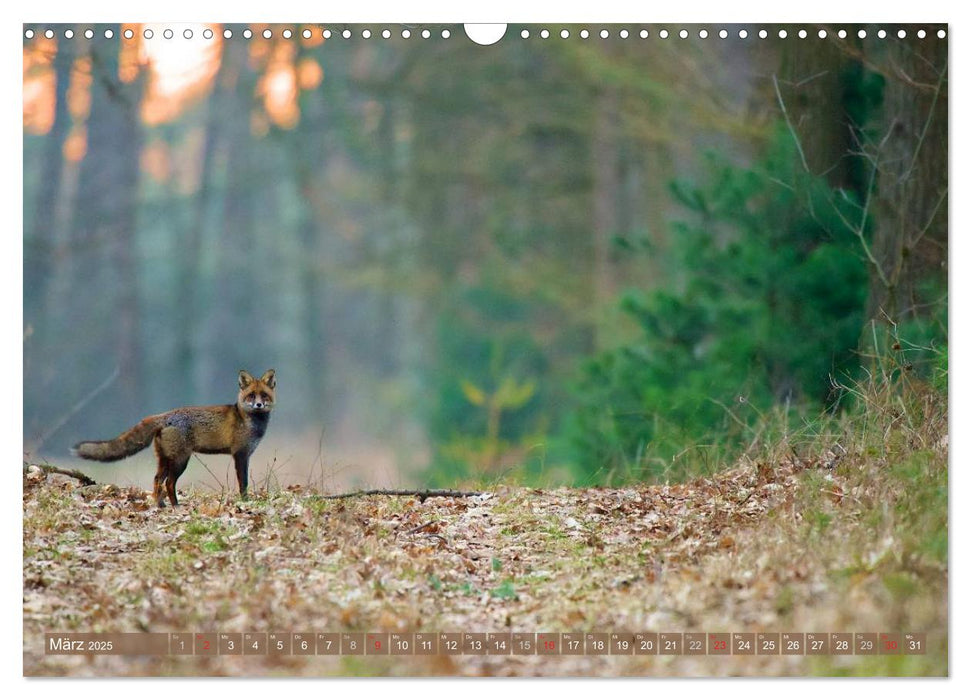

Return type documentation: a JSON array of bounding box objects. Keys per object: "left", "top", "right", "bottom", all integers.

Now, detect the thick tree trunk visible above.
[
  {"left": 26, "top": 37, "right": 73, "bottom": 328},
  {"left": 206, "top": 37, "right": 259, "bottom": 400},
  {"left": 774, "top": 35, "right": 857, "bottom": 191},
  {"left": 592, "top": 86, "right": 620, "bottom": 349},
  {"left": 175, "top": 38, "right": 228, "bottom": 404},
  {"left": 289, "top": 41, "right": 329, "bottom": 422},
  {"left": 868, "top": 34, "right": 948, "bottom": 322},
  {"left": 66, "top": 26, "right": 146, "bottom": 431},
  {"left": 25, "top": 37, "right": 74, "bottom": 440}
]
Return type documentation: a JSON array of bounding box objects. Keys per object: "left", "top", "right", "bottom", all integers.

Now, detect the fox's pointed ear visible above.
[
  {"left": 261, "top": 369, "right": 276, "bottom": 388},
  {"left": 238, "top": 370, "right": 254, "bottom": 389}
]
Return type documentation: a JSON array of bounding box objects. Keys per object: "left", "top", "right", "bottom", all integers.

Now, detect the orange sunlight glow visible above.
[
  {"left": 138, "top": 23, "right": 222, "bottom": 125},
  {"left": 23, "top": 36, "right": 56, "bottom": 134},
  {"left": 25, "top": 24, "right": 325, "bottom": 142},
  {"left": 63, "top": 126, "right": 87, "bottom": 163},
  {"left": 67, "top": 57, "right": 92, "bottom": 121},
  {"left": 258, "top": 40, "right": 300, "bottom": 130},
  {"left": 298, "top": 58, "right": 323, "bottom": 91},
  {"left": 24, "top": 25, "right": 223, "bottom": 133}
]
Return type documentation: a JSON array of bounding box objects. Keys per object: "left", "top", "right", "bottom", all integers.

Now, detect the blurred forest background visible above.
[{"left": 22, "top": 24, "right": 947, "bottom": 491}]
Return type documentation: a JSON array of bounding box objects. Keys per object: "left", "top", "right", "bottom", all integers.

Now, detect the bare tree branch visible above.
[
  {"left": 31, "top": 366, "right": 120, "bottom": 451},
  {"left": 24, "top": 462, "right": 96, "bottom": 486},
  {"left": 772, "top": 74, "right": 812, "bottom": 174}
]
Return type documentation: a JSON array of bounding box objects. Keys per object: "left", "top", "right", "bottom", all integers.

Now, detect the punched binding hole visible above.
[{"left": 465, "top": 24, "right": 506, "bottom": 45}]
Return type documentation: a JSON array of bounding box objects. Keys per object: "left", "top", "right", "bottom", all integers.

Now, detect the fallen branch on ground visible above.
[
  {"left": 24, "top": 463, "right": 97, "bottom": 486},
  {"left": 318, "top": 488, "right": 485, "bottom": 503}
]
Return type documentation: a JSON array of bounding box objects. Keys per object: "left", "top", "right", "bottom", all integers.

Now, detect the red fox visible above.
[{"left": 72, "top": 369, "right": 275, "bottom": 507}]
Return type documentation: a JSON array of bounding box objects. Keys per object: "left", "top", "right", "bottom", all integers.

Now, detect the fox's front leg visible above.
[{"left": 233, "top": 450, "right": 250, "bottom": 498}]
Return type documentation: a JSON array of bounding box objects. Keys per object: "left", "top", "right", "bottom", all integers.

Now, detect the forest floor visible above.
[{"left": 23, "top": 429, "right": 948, "bottom": 677}]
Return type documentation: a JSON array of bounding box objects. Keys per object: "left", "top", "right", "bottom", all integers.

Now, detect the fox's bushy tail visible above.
[{"left": 72, "top": 415, "right": 165, "bottom": 462}]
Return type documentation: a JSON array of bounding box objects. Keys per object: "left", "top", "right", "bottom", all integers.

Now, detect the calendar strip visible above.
[{"left": 44, "top": 632, "right": 926, "bottom": 656}]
